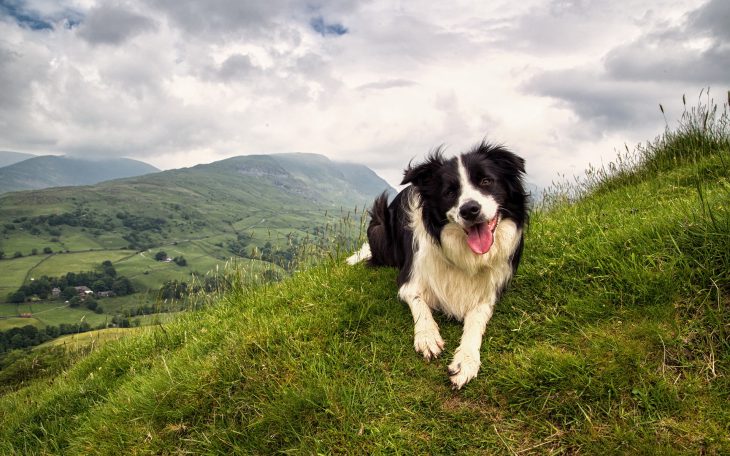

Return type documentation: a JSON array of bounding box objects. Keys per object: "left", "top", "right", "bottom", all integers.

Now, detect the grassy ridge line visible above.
[{"left": 0, "top": 145, "right": 728, "bottom": 453}]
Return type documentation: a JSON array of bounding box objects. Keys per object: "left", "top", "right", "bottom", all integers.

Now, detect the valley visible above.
[{"left": 0, "top": 153, "right": 390, "bottom": 340}]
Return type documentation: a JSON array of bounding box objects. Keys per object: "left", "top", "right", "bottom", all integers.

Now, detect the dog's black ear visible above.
[
  {"left": 401, "top": 150, "right": 444, "bottom": 187},
  {"left": 478, "top": 143, "right": 525, "bottom": 175}
]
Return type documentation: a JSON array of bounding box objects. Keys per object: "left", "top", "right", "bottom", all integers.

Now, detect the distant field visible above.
[
  {"left": 0, "top": 231, "right": 58, "bottom": 257},
  {"left": 0, "top": 317, "right": 43, "bottom": 331},
  {"left": 0, "top": 301, "right": 110, "bottom": 328},
  {"left": 28, "top": 250, "right": 136, "bottom": 279},
  {"left": 0, "top": 255, "right": 47, "bottom": 298}
]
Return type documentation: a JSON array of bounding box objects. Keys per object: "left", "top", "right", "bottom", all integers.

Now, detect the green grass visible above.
[
  {"left": 0, "top": 97, "right": 728, "bottom": 454},
  {"left": 0, "top": 255, "right": 45, "bottom": 298},
  {"left": 37, "top": 327, "right": 143, "bottom": 351},
  {"left": 0, "top": 301, "right": 110, "bottom": 328},
  {"left": 27, "top": 250, "right": 136, "bottom": 279}
]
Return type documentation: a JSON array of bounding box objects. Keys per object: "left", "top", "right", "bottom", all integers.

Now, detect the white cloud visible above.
[{"left": 0, "top": 0, "right": 726, "bottom": 192}]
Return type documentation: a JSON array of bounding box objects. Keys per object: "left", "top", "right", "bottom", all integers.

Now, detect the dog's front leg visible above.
[
  {"left": 398, "top": 282, "right": 444, "bottom": 360},
  {"left": 448, "top": 302, "right": 495, "bottom": 389}
]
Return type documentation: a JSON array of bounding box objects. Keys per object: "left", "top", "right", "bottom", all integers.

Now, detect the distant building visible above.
[
  {"left": 97, "top": 291, "right": 115, "bottom": 298},
  {"left": 19, "top": 313, "right": 32, "bottom": 318},
  {"left": 52, "top": 287, "right": 61, "bottom": 298},
  {"left": 74, "top": 286, "right": 94, "bottom": 297}
]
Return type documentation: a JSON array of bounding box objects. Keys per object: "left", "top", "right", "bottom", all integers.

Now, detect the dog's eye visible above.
[
  {"left": 445, "top": 186, "right": 458, "bottom": 197},
  {"left": 480, "top": 177, "right": 492, "bottom": 187}
]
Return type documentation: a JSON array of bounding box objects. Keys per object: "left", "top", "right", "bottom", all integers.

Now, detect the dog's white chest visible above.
[{"left": 412, "top": 219, "right": 521, "bottom": 320}]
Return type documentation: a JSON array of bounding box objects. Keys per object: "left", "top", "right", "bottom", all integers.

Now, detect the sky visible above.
[{"left": 0, "top": 0, "right": 728, "bottom": 190}]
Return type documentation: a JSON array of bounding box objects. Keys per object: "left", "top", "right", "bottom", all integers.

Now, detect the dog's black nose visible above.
[{"left": 459, "top": 200, "right": 481, "bottom": 221}]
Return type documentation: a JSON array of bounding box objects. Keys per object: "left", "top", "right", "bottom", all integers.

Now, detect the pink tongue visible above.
[{"left": 466, "top": 222, "right": 494, "bottom": 254}]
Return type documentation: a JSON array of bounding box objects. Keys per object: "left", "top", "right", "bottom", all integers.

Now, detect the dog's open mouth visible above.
[{"left": 465, "top": 215, "right": 500, "bottom": 255}]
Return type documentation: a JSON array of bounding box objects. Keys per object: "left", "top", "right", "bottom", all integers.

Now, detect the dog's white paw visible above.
[
  {"left": 447, "top": 349, "right": 480, "bottom": 390},
  {"left": 413, "top": 327, "right": 445, "bottom": 361}
]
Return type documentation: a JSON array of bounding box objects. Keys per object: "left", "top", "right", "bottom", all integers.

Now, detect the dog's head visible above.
[{"left": 401, "top": 142, "right": 527, "bottom": 254}]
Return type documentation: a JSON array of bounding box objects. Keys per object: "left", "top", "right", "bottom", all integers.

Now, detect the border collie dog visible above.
[{"left": 347, "top": 142, "right": 527, "bottom": 389}]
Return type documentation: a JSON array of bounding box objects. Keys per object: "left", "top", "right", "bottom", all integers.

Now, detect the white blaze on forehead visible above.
[{"left": 446, "top": 156, "right": 499, "bottom": 225}]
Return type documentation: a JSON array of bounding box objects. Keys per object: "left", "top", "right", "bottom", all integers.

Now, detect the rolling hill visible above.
[
  {"left": 0, "top": 153, "right": 393, "bottom": 302},
  {"left": 0, "top": 155, "right": 159, "bottom": 194}
]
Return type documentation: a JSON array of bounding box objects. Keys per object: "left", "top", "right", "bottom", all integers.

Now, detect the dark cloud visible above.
[
  {"left": 688, "top": 0, "right": 730, "bottom": 41},
  {"left": 77, "top": 4, "right": 156, "bottom": 45},
  {"left": 218, "top": 54, "right": 259, "bottom": 81},
  {"left": 309, "top": 15, "right": 347, "bottom": 37},
  {"left": 604, "top": 41, "right": 730, "bottom": 84},
  {"left": 528, "top": 70, "right": 664, "bottom": 130},
  {"left": 527, "top": 0, "right": 730, "bottom": 133}
]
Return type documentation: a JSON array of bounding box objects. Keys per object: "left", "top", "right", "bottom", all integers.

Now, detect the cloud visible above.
[
  {"left": 688, "top": 0, "right": 730, "bottom": 41},
  {"left": 216, "top": 53, "right": 259, "bottom": 81},
  {"left": 356, "top": 79, "right": 417, "bottom": 91},
  {"left": 526, "top": 0, "right": 729, "bottom": 134},
  {"left": 0, "top": 0, "right": 726, "bottom": 192},
  {"left": 309, "top": 15, "right": 348, "bottom": 37},
  {"left": 77, "top": 4, "right": 157, "bottom": 45},
  {"left": 0, "top": 0, "right": 53, "bottom": 30}
]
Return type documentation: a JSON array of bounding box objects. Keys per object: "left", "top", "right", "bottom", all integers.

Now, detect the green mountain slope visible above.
[
  {"left": 0, "top": 153, "right": 392, "bottom": 300},
  {"left": 0, "top": 151, "right": 35, "bottom": 169},
  {"left": 1, "top": 103, "right": 727, "bottom": 454},
  {"left": 0, "top": 155, "right": 159, "bottom": 194}
]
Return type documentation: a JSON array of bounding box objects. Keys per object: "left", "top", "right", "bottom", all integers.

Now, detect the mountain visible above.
[
  {"left": 0, "top": 156, "right": 160, "bottom": 194},
  {"left": 0, "top": 151, "right": 35, "bottom": 168},
  {"left": 0, "top": 153, "right": 393, "bottom": 298},
  {"left": 203, "top": 153, "right": 392, "bottom": 207}
]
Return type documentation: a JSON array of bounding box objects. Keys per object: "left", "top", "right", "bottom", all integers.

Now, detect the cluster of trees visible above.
[
  {"left": 225, "top": 233, "right": 298, "bottom": 271},
  {"left": 122, "top": 304, "right": 172, "bottom": 318},
  {"left": 10, "top": 210, "right": 112, "bottom": 231},
  {"left": 0, "top": 323, "right": 92, "bottom": 353},
  {"left": 8, "top": 260, "right": 134, "bottom": 303},
  {"left": 0, "top": 247, "right": 55, "bottom": 259},
  {"left": 154, "top": 251, "right": 187, "bottom": 266},
  {"left": 259, "top": 241, "right": 296, "bottom": 269},
  {"left": 159, "top": 275, "right": 230, "bottom": 300},
  {"left": 226, "top": 233, "right": 253, "bottom": 258},
  {"left": 117, "top": 212, "right": 167, "bottom": 232},
  {"left": 110, "top": 315, "right": 141, "bottom": 329}
]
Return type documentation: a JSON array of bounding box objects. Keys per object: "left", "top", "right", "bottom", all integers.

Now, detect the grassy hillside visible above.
[
  {"left": 0, "top": 153, "right": 387, "bottom": 307},
  {"left": 0, "top": 99, "right": 728, "bottom": 453},
  {"left": 0, "top": 155, "right": 159, "bottom": 194}
]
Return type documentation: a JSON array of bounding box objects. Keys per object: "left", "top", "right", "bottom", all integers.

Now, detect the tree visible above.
[
  {"left": 62, "top": 287, "right": 77, "bottom": 300},
  {"left": 13, "top": 252, "right": 22, "bottom": 258},
  {"left": 68, "top": 296, "right": 82, "bottom": 308},
  {"left": 0, "top": 250, "right": 4, "bottom": 259},
  {"left": 173, "top": 256, "right": 187, "bottom": 266},
  {"left": 92, "top": 279, "right": 107, "bottom": 292},
  {"left": 43, "top": 247, "right": 52, "bottom": 254},
  {"left": 154, "top": 251, "right": 168, "bottom": 261},
  {"left": 111, "top": 277, "right": 134, "bottom": 296},
  {"left": 8, "top": 291, "right": 25, "bottom": 303}
]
